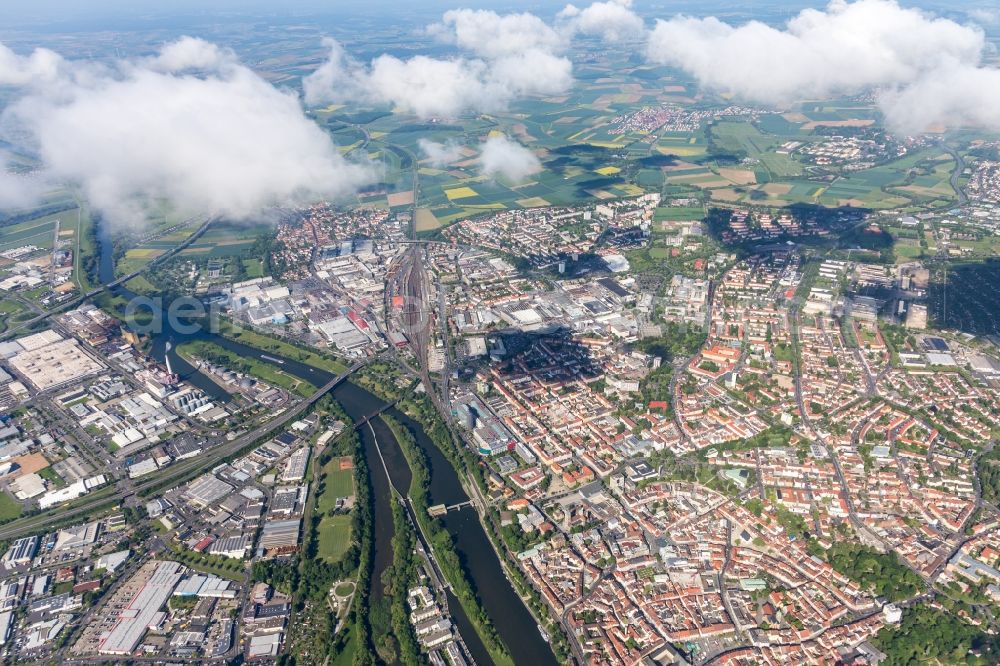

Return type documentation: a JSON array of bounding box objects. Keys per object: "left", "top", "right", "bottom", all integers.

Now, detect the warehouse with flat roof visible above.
[
  {"left": 184, "top": 474, "right": 234, "bottom": 508},
  {"left": 9, "top": 336, "right": 105, "bottom": 391},
  {"left": 2, "top": 536, "right": 38, "bottom": 566},
  {"left": 258, "top": 519, "right": 300, "bottom": 554},
  {"left": 98, "top": 561, "right": 183, "bottom": 655},
  {"left": 248, "top": 632, "right": 282, "bottom": 658},
  {"left": 281, "top": 447, "right": 310, "bottom": 483}
]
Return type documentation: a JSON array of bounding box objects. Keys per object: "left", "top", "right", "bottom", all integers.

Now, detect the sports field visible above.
[
  {"left": 314, "top": 455, "right": 355, "bottom": 564},
  {"left": 317, "top": 514, "right": 352, "bottom": 563},
  {"left": 317, "top": 457, "right": 355, "bottom": 514}
]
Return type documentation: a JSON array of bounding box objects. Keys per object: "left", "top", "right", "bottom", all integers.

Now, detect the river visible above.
[
  {"left": 96, "top": 222, "right": 558, "bottom": 665},
  {"left": 384, "top": 408, "right": 558, "bottom": 666}
]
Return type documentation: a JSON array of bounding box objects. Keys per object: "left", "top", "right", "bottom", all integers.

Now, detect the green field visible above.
[
  {"left": 123, "top": 274, "right": 158, "bottom": 295},
  {"left": 0, "top": 300, "right": 23, "bottom": 315},
  {"left": 893, "top": 241, "right": 923, "bottom": 261},
  {"left": 0, "top": 206, "right": 80, "bottom": 254},
  {"left": 241, "top": 258, "right": 264, "bottom": 278},
  {"left": 180, "top": 223, "right": 269, "bottom": 258},
  {"left": 317, "top": 514, "right": 353, "bottom": 563},
  {"left": 0, "top": 299, "right": 29, "bottom": 334},
  {"left": 74, "top": 204, "right": 96, "bottom": 291},
  {"left": 329, "top": 624, "right": 359, "bottom": 666},
  {"left": 313, "top": 454, "right": 355, "bottom": 564},
  {"left": 654, "top": 206, "right": 704, "bottom": 221},
  {"left": 708, "top": 120, "right": 804, "bottom": 179},
  {"left": 317, "top": 458, "right": 354, "bottom": 514},
  {"left": 0, "top": 491, "right": 22, "bottom": 521}
]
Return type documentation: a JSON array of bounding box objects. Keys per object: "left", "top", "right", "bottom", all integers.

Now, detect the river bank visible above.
[
  {"left": 382, "top": 414, "right": 515, "bottom": 666},
  {"left": 352, "top": 361, "right": 574, "bottom": 664},
  {"left": 94, "top": 217, "right": 558, "bottom": 665}
]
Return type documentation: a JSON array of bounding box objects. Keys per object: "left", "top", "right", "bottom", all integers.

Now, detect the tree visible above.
[
  {"left": 875, "top": 604, "right": 1000, "bottom": 665},
  {"left": 826, "top": 543, "right": 922, "bottom": 602}
]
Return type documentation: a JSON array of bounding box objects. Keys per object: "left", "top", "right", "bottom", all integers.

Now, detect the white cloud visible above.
[
  {"left": 1, "top": 37, "right": 374, "bottom": 227},
  {"left": 303, "top": 43, "right": 497, "bottom": 118},
  {"left": 484, "top": 49, "right": 574, "bottom": 97},
  {"left": 357, "top": 54, "right": 497, "bottom": 118},
  {"left": 0, "top": 42, "right": 65, "bottom": 86},
  {"left": 880, "top": 64, "right": 1000, "bottom": 134},
  {"left": 301, "top": 38, "right": 369, "bottom": 107},
  {"left": 968, "top": 8, "right": 1000, "bottom": 26},
  {"left": 429, "top": 8, "right": 565, "bottom": 58},
  {"left": 148, "top": 36, "right": 233, "bottom": 73},
  {"left": 303, "top": 37, "right": 572, "bottom": 119},
  {"left": 305, "top": 3, "right": 647, "bottom": 120},
  {"left": 418, "top": 139, "right": 464, "bottom": 167},
  {"left": 558, "top": 0, "right": 646, "bottom": 42},
  {"left": 646, "top": 0, "right": 983, "bottom": 106},
  {"left": 477, "top": 135, "right": 540, "bottom": 182}
]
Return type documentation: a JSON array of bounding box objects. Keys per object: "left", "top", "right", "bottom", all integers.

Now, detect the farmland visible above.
[
  {"left": 707, "top": 120, "right": 805, "bottom": 180},
  {"left": 0, "top": 211, "right": 66, "bottom": 252},
  {"left": 116, "top": 221, "right": 270, "bottom": 278},
  {"left": 36, "top": 41, "right": 975, "bottom": 297}
]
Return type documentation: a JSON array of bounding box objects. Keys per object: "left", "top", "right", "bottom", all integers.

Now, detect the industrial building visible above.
[
  {"left": 97, "top": 560, "right": 183, "bottom": 656},
  {"left": 2, "top": 536, "right": 38, "bottom": 567},
  {"left": 258, "top": 519, "right": 300, "bottom": 554},
  {"left": 209, "top": 535, "right": 252, "bottom": 560},
  {"left": 281, "top": 447, "right": 310, "bottom": 483},
  {"left": 9, "top": 335, "right": 105, "bottom": 391},
  {"left": 173, "top": 574, "right": 237, "bottom": 599},
  {"left": 184, "top": 474, "right": 234, "bottom": 509}
]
